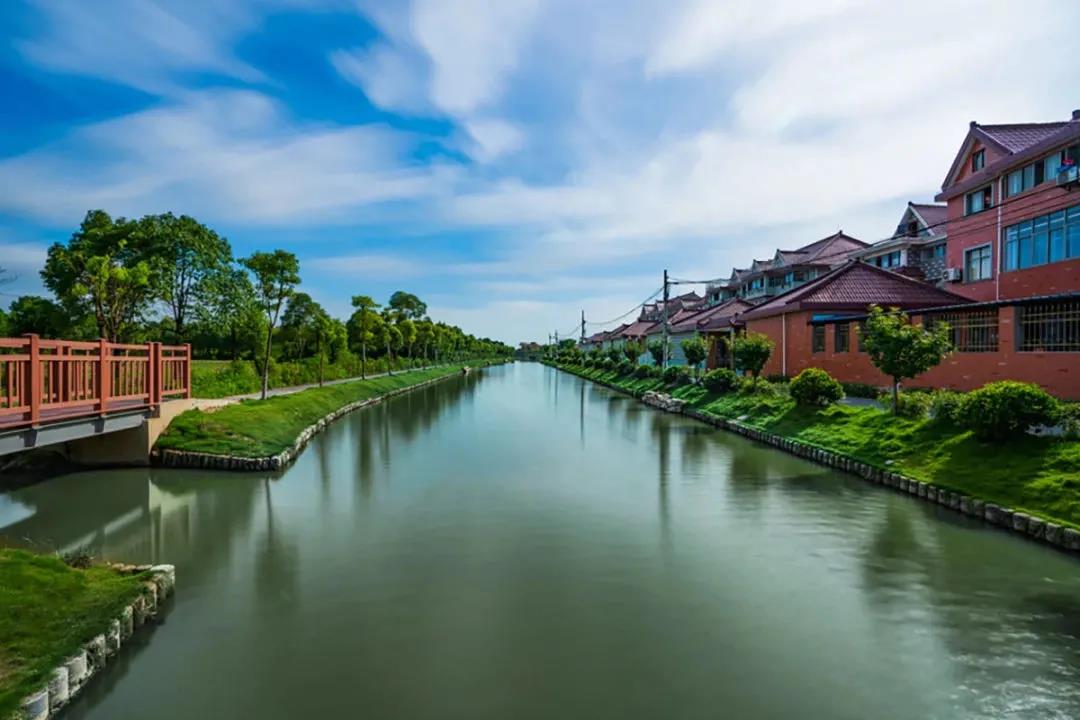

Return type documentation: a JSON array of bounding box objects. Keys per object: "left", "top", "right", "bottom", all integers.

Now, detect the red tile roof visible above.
[
  {"left": 679, "top": 298, "right": 754, "bottom": 332},
  {"left": 978, "top": 122, "right": 1071, "bottom": 153},
  {"left": 909, "top": 203, "right": 947, "bottom": 235},
  {"left": 619, "top": 320, "right": 656, "bottom": 338},
  {"left": 741, "top": 261, "right": 969, "bottom": 320}
]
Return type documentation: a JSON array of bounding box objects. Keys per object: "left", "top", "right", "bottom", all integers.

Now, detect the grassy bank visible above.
[
  {"left": 158, "top": 364, "right": 480, "bottom": 458},
  {"left": 192, "top": 356, "right": 420, "bottom": 398},
  {"left": 553, "top": 362, "right": 1080, "bottom": 530},
  {"left": 0, "top": 550, "right": 145, "bottom": 718}
]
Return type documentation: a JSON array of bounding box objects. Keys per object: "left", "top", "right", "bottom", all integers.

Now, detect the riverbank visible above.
[
  {"left": 0, "top": 550, "right": 173, "bottom": 719},
  {"left": 549, "top": 362, "right": 1080, "bottom": 534},
  {"left": 155, "top": 363, "right": 499, "bottom": 468}
]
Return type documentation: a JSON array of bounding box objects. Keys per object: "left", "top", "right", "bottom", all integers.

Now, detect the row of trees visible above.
[{"left": 0, "top": 210, "right": 512, "bottom": 399}]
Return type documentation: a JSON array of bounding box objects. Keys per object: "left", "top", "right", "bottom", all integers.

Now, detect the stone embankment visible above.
[
  {"left": 642, "top": 388, "right": 1079, "bottom": 556},
  {"left": 19, "top": 565, "right": 176, "bottom": 720},
  {"left": 156, "top": 372, "right": 462, "bottom": 472}
]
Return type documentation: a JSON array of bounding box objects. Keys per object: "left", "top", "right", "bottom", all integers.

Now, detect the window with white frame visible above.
[{"left": 964, "top": 245, "right": 992, "bottom": 282}]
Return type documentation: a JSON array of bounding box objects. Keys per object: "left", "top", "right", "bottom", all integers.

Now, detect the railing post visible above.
[
  {"left": 149, "top": 342, "right": 161, "bottom": 408},
  {"left": 25, "top": 334, "right": 41, "bottom": 426},
  {"left": 98, "top": 338, "right": 111, "bottom": 416},
  {"left": 184, "top": 343, "right": 192, "bottom": 399}
]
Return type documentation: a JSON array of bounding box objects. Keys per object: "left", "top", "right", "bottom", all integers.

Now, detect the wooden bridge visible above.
[{"left": 0, "top": 336, "right": 192, "bottom": 457}]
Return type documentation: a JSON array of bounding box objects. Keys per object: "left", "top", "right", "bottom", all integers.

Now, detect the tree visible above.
[
  {"left": 198, "top": 268, "right": 262, "bottom": 360},
  {"left": 280, "top": 293, "right": 323, "bottom": 360},
  {"left": 415, "top": 319, "right": 435, "bottom": 367},
  {"left": 647, "top": 339, "right": 666, "bottom": 366},
  {"left": 681, "top": 336, "right": 708, "bottom": 377},
  {"left": 134, "top": 213, "right": 231, "bottom": 340},
  {"left": 622, "top": 340, "right": 642, "bottom": 364},
  {"left": 241, "top": 250, "right": 301, "bottom": 399},
  {"left": 348, "top": 295, "right": 381, "bottom": 379},
  {"left": 387, "top": 291, "right": 427, "bottom": 320},
  {"left": 860, "top": 305, "right": 952, "bottom": 413},
  {"left": 6, "top": 296, "right": 71, "bottom": 338},
  {"left": 731, "top": 331, "right": 774, "bottom": 381},
  {"left": 397, "top": 318, "right": 417, "bottom": 367},
  {"left": 42, "top": 210, "right": 153, "bottom": 341}
]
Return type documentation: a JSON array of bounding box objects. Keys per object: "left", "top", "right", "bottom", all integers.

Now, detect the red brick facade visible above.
[{"left": 745, "top": 305, "right": 1080, "bottom": 400}]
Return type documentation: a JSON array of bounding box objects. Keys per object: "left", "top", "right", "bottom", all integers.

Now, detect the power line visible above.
[{"left": 584, "top": 286, "right": 664, "bottom": 328}]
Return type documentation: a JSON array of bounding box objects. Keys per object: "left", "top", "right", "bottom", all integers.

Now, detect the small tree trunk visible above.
[
  {"left": 361, "top": 341, "right": 366, "bottom": 380},
  {"left": 261, "top": 330, "right": 273, "bottom": 400}
]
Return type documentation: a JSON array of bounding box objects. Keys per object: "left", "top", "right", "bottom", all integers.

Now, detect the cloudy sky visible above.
[{"left": 1, "top": 0, "right": 1077, "bottom": 342}]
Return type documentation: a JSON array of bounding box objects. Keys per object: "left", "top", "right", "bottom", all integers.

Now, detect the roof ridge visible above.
[{"left": 977, "top": 120, "right": 1070, "bottom": 129}]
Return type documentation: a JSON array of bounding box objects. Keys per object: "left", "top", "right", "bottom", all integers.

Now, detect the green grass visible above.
[
  {"left": 158, "top": 365, "right": 475, "bottom": 457},
  {"left": 556, "top": 363, "right": 1080, "bottom": 529},
  {"left": 0, "top": 550, "right": 145, "bottom": 718},
  {"left": 190, "top": 357, "right": 419, "bottom": 398}
]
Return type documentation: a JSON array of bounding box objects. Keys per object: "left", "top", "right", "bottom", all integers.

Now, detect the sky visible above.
[{"left": 1, "top": 0, "right": 1078, "bottom": 344}]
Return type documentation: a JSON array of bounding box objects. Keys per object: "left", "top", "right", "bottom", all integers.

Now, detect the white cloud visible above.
[
  {"left": 306, "top": 253, "right": 422, "bottom": 277},
  {"left": 0, "top": 90, "right": 455, "bottom": 226},
  {"left": 463, "top": 119, "right": 526, "bottom": 162},
  {"left": 331, "top": 42, "right": 432, "bottom": 114}
]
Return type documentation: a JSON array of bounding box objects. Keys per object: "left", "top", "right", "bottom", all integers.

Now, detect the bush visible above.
[
  {"left": 703, "top": 368, "right": 740, "bottom": 394},
  {"left": 738, "top": 377, "right": 778, "bottom": 396},
  {"left": 879, "top": 390, "right": 933, "bottom": 419},
  {"left": 633, "top": 364, "right": 653, "bottom": 379},
  {"left": 841, "top": 382, "right": 879, "bottom": 399},
  {"left": 616, "top": 360, "right": 635, "bottom": 376},
  {"left": 662, "top": 365, "right": 691, "bottom": 386},
  {"left": 930, "top": 390, "right": 966, "bottom": 424},
  {"left": 765, "top": 373, "right": 789, "bottom": 384},
  {"left": 962, "top": 381, "right": 1060, "bottom": 441},
  {"left": 789, "top": 368, "right": 844, "bottom": 406},
  {"left": 1059, "top": 403, "right": 1080, "bottom": 440}
]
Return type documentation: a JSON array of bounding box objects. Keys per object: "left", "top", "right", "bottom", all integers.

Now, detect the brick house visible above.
[
  {"left": 935, "top": 110, "right": 1080, "bottom": 302},
  {"left": 708, "top": 232, "right": 869, "bottom": 304},
  {"left": 852, "top": 202, "right": 949, "bottom": 285}
]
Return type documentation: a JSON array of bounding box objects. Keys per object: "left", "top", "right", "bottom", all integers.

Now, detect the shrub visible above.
[
  {"left": 1059, "top": 403, "right": 1080, "bottom": 440},
  {"left": 879, "top": 390, "right": 933, "bottom": 419},
  {"left": 930, "top": 390, "right": 966, "bottom": 425},
  {"left": 662, "top": 365, "right": 690, "bottom": 386},
  {"left": 703, "top": 368, "right": 740, "bottom": 394},
  {"left": 616, "top": 360, "right": 635, "bottom": 376},
  {"left": 738, "top": 377, "right": 777, "bottom": 396},
  {"left": 634, "top": 364, "right": 653, "bottom": 379},
  {"left": 841, "top": 382, "right": 879, "bottom": 399},
  {"left": 962, "top": 381, "right": 1060, "bottom": 441},
  {"left": 789, "top": 368, "right": 844, "bottom": 406},
  {"left": 731, "top": 332, "right": 774, "bottom": 379},
  {"left": 765, "top": 373, "right": 789, "bottom": 384}
]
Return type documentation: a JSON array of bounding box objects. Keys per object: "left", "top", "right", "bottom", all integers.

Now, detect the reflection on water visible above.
[{"left": 2, "top": 363, "right": 1078, "bottom": 720}]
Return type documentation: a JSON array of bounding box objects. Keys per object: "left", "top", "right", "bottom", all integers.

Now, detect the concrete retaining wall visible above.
[
  {"left": 155, "top": 370, "right": 468, "bottom": 473},
  {"left": 560, "top": 366, "right": 1079, "bottom": 557},
  {"left": 19, "top": 564, "right": 176, "bottom": 720}
]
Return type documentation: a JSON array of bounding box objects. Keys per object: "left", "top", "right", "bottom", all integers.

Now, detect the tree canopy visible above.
[{"left": 860, "top": 305, "right": 952, "bottom": 412}]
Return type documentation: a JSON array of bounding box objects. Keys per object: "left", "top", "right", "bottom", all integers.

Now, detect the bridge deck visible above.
[{"left": 0, "top": 398, "right": 151, "bottom": 432}]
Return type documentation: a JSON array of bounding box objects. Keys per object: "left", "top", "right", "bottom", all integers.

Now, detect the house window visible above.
[
  {"left": 834, "top": 323, "right": 849, "bottom": 353},
  {"left": 812, "top": 325, "right": 826, "bottom": 353},
  {"left": 872, "top": 250, "right": 902, "bottom": 268},
  {"left": 926, "top": 309, "right": 999, "bottom": 352},
  {"left": 964, "top": 245, "right": 992, "bottom": 282},
  {"left": 1006, "top": 161, "right": 1046, "bottom": 197},
  {"left": 971, "top": 149, "right": 985, "bottom": 172},
  {"left": 965, "top": 186, "right": 992, "bottom": 215},
  {"left": 1002, "top": 202, "right": 1080, "bottom": 271},
  {"left": 1019, "top": 299, "right": 1080, "bottom": 352}
]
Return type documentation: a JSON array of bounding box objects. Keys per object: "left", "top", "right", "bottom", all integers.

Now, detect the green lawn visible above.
[
  {"left": 0, "top": 550, "right": 145, "bottom": 718},
  {"left": 158, "top": 365, "right": 473, "bottom": 458},
  {"left": 555, "top": 363, "right": 1080, "bottom": 529}
]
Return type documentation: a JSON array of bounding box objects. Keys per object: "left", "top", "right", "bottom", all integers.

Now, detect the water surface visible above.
[{"left": 3, "top": 363, "right": 1078, "bottom": 719}]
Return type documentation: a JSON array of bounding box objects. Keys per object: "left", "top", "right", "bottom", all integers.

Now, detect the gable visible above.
[{"left": 942, "top": 131, "right": 1008, "bottom": 191}]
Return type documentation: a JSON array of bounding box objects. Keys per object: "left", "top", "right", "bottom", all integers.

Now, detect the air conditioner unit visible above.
[
  {"left": 1057, "top": 164, "right": 1079, "bottom": 188},
  {"left": 944, "top": 267, "right": 962, "bottom": 282}
]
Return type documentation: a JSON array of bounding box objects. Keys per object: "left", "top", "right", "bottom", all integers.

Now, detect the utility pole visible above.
[
  {"left": 580, "top": 310, "right": 586, "bottom": 344},
  {"left": 661, "top": 268, "right": 670, "bottom": 368}
]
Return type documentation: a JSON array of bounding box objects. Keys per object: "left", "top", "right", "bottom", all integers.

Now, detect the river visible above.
[{"left": 2, "top": 362, "right": 1079, "bottom": 719}]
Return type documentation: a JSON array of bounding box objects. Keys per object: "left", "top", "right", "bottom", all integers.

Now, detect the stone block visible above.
[
  {"left": 1026, "top": 517, "right": 1046, "bottom": 540},
  {"left": 20, "top": 688, "right": 49, "bottom": 720},
  {"left": 1012, "top": 513, "right": 1030, "bottom": 534},
  {"left": 48, "top": 667, "right": 69, "bottom": 709},
  {"left": 1044, "top": 523, "right": 1064, "bottom": 547}
]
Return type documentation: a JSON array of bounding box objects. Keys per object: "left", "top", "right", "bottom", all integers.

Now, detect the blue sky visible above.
[{"left": 1, "top": 0, "right": 1078, "bottom": 343}]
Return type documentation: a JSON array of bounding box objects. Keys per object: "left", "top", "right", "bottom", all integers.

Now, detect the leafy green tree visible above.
[
  {"left": 348, "top": 295, "right": 381, "bottom": 378},
  {"left": 280, "top": 293, "right": 324, "bottom": 360},
  {"left": 681, "top": 336, "right": 708, "bottom": 377},
  {"left": 731, "top": 331, "right": 774, "bottom": 381},
  {"left": 197, "top": 268, "right": 262, "bottom": 360},
  {"left": 415, "top": 319, "right": 435, "bottom": 367},
  {"left": 134, "top": 213, "right": 231, "bottom": 339},
  {"left": 646, "top": 339, "right": 666, "bottom": 366},
  {"left": 6, "top": 296, "right": 72, "bottom": 338},
  {"left": 388, "top": 291, "right": 427, "bottom": 320},
  {"left": 241, "top": 249, "right": 301, "bottom": 399},
  {"left": 621, "top": 340, "right": 643, "bottom": 364},
  {"left": 397, "top": 318, "right": 417, "bottom": 367},
  {"left": 860, "top": 305, "right": 952, "bottom": 413},
  {"left": 42, "top": 210, "right": 153, "bottom": 341}
]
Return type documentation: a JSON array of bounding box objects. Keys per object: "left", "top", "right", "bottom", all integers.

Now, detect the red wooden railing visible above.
[{"left": 0, "top": 336, "right": 191, "bottom": 431}]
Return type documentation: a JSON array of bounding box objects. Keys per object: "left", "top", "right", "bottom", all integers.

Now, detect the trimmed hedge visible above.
[{"left": 790, "top": 368, "right": 844, "bottom": 406}]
